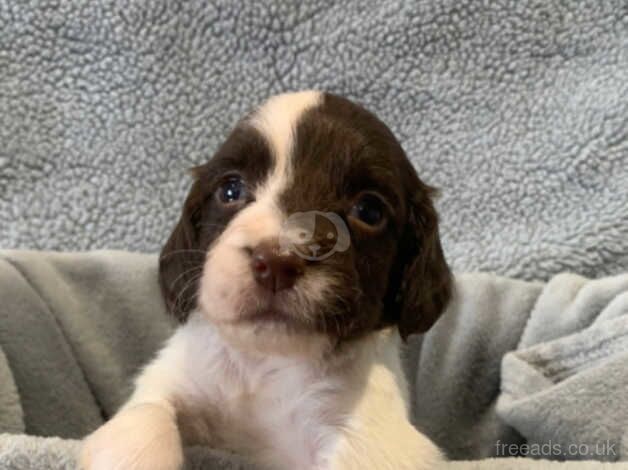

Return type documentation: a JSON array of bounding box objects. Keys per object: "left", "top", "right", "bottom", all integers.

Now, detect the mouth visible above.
[
  {"left": 245, "top": 309, "right": 292, "bottom": 323},
  {"left": 239, "top": 302, "right": 311, "bottom": 331}
]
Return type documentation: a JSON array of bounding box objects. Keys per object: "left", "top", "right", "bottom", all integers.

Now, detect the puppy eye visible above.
[
  {"left": 216, "top": 176, "right": 248, "bottom": 205},
  {"left": 349, "top": 193, "right": 387, "bottom": 228}
]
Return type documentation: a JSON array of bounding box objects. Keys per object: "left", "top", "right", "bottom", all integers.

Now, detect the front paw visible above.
[{"left": 79, "top": 403, "right": 184, "bottom": 470}]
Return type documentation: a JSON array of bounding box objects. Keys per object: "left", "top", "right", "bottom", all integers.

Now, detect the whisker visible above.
[
  {"left": 198, "top": 222, "right": 227, "bottom": 230},
  {"left": 175, "top": 272, "right": 203, "bottom": 301},
  {"left": 159, "top": 249, "right": 207, "bottom": 261},
  {"left": 168, "top": 265, "right": 204, "bottom": 291},
  {"left": 172, "top": 273, "right": 204, "bottom": 315}
]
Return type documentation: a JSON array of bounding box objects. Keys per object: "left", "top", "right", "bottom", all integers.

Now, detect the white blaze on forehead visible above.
[
  {"left": 210, "top": 92, "right": 323, "bottom": 255},
  {"left": 248, "top": 91, "right": 322, "bottom": 199}
]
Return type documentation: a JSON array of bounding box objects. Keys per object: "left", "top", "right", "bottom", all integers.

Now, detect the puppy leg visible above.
[
  {"left": 80, "top": 401, "right": 183, "bottom": 470},
  {"left": 326, "top": 422, "right": 443, "bottom": 470},
  {"left": 324, "top": 358, "right": 444, "bottom": 470},
  {"left": 80, "top": 333, "right": 191, "bottom": 470}
]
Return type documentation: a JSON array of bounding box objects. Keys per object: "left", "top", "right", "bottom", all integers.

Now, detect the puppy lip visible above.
[
  {"left": 246, "top": 309, "right": 290, "bottom": 322},
  {"left": 239, "top": 305, "right": 311, "bottom": 330}
]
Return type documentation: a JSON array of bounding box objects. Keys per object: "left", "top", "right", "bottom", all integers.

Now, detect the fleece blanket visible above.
[
  {"left": 0, "top": 250, "right": 627, "bottom": 470},
  {"left": 1, "top": 0, "right": 628, "bottom": 285},
  {"left": 0, "top": 437, "right": 621, "bottom": 470}
]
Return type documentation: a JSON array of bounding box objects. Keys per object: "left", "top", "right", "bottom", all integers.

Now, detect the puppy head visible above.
[{"left": 159, "top": 91, "right": 451, "bottom": 356}]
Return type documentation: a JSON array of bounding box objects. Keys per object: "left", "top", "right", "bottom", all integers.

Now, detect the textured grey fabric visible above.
[
  {"left": 0, "top": 250, "right": 172, "bottom": 438},
  {"left": 0, "top": 348, "right": 22, "bottom": 435},
  {"left": 0, "top": 435, "right": 79, "bottom": 470},
  {"left": 1, "top": 251, "right": 627, "bottom": 468},
  {"left": 0, "top": 436, "right": 618, "bottom": 470},
  {"left": 406, "top": 273, "right": 544, "bottom": 460},
  {"left": 0, "top": 443, "right": 620, "bottom": 470},
  {"left": 2, "top": 0, "right": 628, "bottom": 282},
  {"left": 412, "top": 272, "right": 628, "bottom": 463},
  {"left": 497, "top": 273, "right": 628, "bottom": 463}
]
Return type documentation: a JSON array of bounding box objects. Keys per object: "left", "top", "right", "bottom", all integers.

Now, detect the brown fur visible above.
[{"left": 159, "top": 93, "right": 452, "bottom": 341}]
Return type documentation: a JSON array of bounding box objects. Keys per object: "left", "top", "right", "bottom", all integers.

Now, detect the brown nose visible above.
[{"left": 250, "top": 242, "right": 305, "bottom": 292}]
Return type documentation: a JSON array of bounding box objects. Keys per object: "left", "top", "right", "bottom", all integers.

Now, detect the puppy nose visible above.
[{"left": 250, "top": 242, "right": 305, "bottom": 292}]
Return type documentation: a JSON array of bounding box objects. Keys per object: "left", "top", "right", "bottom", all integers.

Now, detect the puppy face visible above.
[{"left": 159, "top": 91, "right": 451, "bottom": 356}]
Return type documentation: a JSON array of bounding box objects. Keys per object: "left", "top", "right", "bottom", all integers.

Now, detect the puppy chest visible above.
[{"left": 209, "top": 372, "right": 346, "bottom": 467}]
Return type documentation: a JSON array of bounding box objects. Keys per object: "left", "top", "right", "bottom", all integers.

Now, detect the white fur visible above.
[
  {"left": 249, "top": 90, "right": 322, "bottom": 191},
  {"left": 200, "top": 90, "right": 331, "bottom": 357},
  {"left": 81, "top": 316, "right": 441, "bottom": 470},
  {"left": 81, "top": 91, "right": 442, "bottom": 469}
]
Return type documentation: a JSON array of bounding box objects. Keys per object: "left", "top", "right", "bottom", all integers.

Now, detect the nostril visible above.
[
  {"left": 252, "top": 256, "right": 270, "bottom": 277},
  {"left": 274, "top": 263, "right": 302, "bottom": 291},
  {"left": 282, "top": 264, "right": 303, "bottom": 279},
  {"left": 250, "top": 241, "right": 305, "bottom": 292}
]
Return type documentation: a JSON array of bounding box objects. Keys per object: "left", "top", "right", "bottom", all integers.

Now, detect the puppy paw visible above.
[{"left": 79, "top": 403, "right": 184, "bottom": 470}]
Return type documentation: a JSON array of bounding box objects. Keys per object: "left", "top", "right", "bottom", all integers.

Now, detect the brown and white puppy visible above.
[{"left": 81, "top": 91, "right": 452, "bottom": 470}]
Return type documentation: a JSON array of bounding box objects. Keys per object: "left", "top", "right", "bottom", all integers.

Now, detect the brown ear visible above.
[
  {"left": 158, "top": 181, "right": 205, "bottom": 322},
  {"left": 390, "top": 188, "right": 453, "bottom": 340}
]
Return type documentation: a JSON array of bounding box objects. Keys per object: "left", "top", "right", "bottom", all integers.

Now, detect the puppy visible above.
[{"left": 81, "top": 91, "right": 452, "bottom": 470}]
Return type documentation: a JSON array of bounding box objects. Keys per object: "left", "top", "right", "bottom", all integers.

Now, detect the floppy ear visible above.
[
  {"left": 158, "top": 180, "right": 206, "bottom": 322},
  {"left": 390, "top": 187, "right": 453, "bottom": 340}
]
